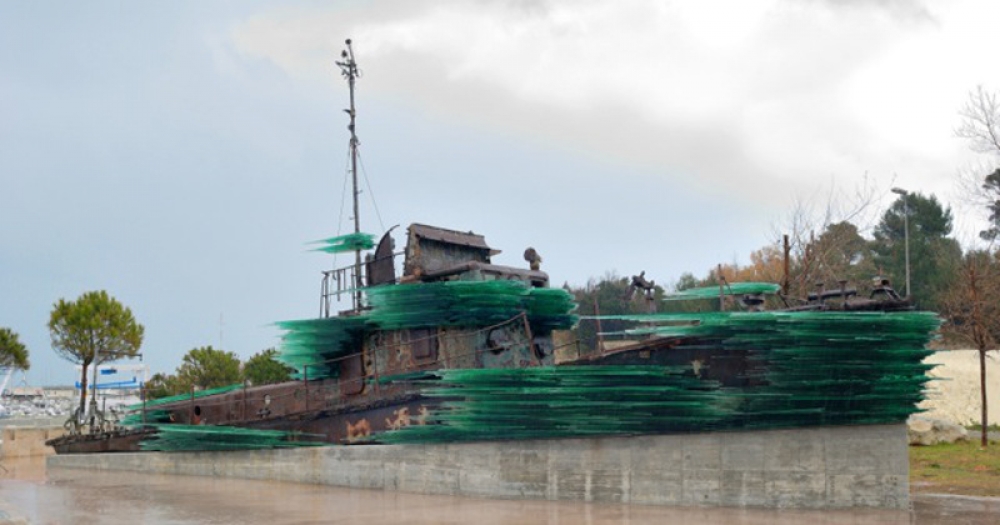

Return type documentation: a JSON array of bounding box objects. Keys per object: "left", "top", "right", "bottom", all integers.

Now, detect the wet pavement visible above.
[{"left": 0, "top": 457, "right": 997, "bottom": 524}]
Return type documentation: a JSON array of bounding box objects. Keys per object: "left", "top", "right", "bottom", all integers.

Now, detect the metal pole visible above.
[
  {"left": 891, "top": 187, "right": 911, "bottom": 297},
  {"left": 717, "top": 264, "right": 725, "bottom": 311},
  {"left": 337, "top": 39, "right": 363, "bottom": 311},
  {"left": 782, "top": 234, "right": 790, "bottom": 297},
  {"left": 903, "top": 197, "right": 911, "bottom": 298},
  {"left": 593, "top": 297, "right": 604, "bottom": 354}
]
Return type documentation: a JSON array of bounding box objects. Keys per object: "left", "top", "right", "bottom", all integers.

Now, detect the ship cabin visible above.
[
  {"left": 351, "top": 223, "right": 558, "bottom": 394},
  {"left": 399, "top": 223, "right": 548, "bottom": 286}
]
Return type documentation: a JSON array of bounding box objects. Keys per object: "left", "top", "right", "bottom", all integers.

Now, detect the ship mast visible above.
[{"left": 337, "top": 39, "right": 363, "bottom": 310}]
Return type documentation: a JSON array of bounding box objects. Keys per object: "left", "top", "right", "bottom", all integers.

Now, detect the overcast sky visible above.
[{"left": 3, "top": 0, "right": 999, "bottom": 386}]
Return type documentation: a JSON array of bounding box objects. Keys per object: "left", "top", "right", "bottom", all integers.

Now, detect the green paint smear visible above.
[
  {"left": 665, "top": 282, "right": 781, "bottom": 300},
  {"left": 274, "top": 280, "right": 578, "bottom": 379},
  {"left": 310, "top": 232, "right": 376, "bottom": 254},
  {"left": 137, "top": 424, "right": 327, "bottom": 452},
  {"left": 127, "top": 383, "right": 245, "bottom": 411},
  {"left": 377, "top": 311, "right": 941, "bottom": 443}
]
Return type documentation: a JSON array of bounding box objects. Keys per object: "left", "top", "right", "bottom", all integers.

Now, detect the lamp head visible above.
[{"left": 891, "top": 187, "right": 908, "bottom": 196}]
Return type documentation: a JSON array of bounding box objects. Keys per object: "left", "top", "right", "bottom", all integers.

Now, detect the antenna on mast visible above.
[{"left": 336, "top": 38, "right": 363, "bottom": 311}]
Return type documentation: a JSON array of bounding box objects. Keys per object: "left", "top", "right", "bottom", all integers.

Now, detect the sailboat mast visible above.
[{"left": 337, "top": 39, "right": 363, "bottom": 310}]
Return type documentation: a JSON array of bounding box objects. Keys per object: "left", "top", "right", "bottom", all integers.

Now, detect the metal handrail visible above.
[{"left": 319, "top": 250, "right": 404, "bottom": 316}]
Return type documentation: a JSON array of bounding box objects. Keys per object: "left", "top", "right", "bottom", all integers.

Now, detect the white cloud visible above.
[{"left": 228, "top": 0, "right": 1000, "bottom": 221}]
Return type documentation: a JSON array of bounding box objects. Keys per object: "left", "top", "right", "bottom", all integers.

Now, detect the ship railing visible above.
[{"left": 319, "top": 250, "right": 404, "bottom": 317}]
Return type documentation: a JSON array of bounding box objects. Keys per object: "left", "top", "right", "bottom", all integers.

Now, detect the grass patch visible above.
[{"left": 910, "top": 440, "right": 1000, "bottom": 497}]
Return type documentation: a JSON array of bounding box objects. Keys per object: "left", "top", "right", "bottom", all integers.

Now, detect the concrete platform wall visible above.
[
  {"left": 1, "top": 427, "right": 64, "bottom": 458},
  {"left": 47, "top": 424, "right": 909, "bottom": 509}
]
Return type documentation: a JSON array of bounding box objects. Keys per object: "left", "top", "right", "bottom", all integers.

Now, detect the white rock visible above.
[{"left": 908, "top": 415, "right": 968, "bottom": 446}]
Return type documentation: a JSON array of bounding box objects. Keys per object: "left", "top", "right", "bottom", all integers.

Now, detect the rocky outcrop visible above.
[{"left": 907, "top": 415, "right": 968, "bottom": 446}]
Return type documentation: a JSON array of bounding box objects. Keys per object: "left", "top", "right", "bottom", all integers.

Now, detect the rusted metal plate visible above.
[
  {"left": 404, "top": 223, "right": 503, "bottom": 277},
  {"left": 409, "top": 223, "right": 492, "bottom": 250},
  {"left": 367, "top": 229, "right": 397, "bottom": 286},
  {"left": 340, "top": 354, "right": 365, "bottom": 396},
  {"left": 409, "top": 328, "right": 438, "bottom": 361}
]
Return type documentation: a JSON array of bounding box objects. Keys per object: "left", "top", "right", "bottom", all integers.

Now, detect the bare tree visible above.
[
  {"left": 770, "top": 174, "right": 883, "bottom": 300},
  {"left": 956, "top": 86, "right": 1000, "bottom": 155},
  {"left": 951, "top": 85, "right": 1000, "bottom": 446},
  {"left": 939, "top": 252, "right": 1000, "bottom": 447},
  {"left": 955, "top": 86, "right": 1000, "bottom": 241}
]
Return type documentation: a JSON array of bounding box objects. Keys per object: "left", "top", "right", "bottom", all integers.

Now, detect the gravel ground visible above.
[{"left": 918, "top": 350, "right": 999, "bottom": 428}]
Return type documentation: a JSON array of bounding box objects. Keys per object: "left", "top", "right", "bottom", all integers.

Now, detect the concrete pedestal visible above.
[{"left": 47, "top": 424, "right": 909, "bottom": 509}]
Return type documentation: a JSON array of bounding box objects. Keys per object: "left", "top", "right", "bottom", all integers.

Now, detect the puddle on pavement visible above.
[{"left": 0, "top": 456, "right": 996, "bottom": 524}]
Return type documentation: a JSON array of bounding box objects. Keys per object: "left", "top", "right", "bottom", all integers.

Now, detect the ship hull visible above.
[
  {"left": 46, "top": 427, "right": 156, "bottom": 454},
  {"left": 48, "top": 308, "right": 939, "bottom": 453},
  {"left": 47, "top": 341, "right": 692, "bottom": 454}
]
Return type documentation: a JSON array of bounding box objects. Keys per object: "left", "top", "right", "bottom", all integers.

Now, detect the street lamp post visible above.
[{"left": 891, "top": 187, "right": 911, "bottom": 298}]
